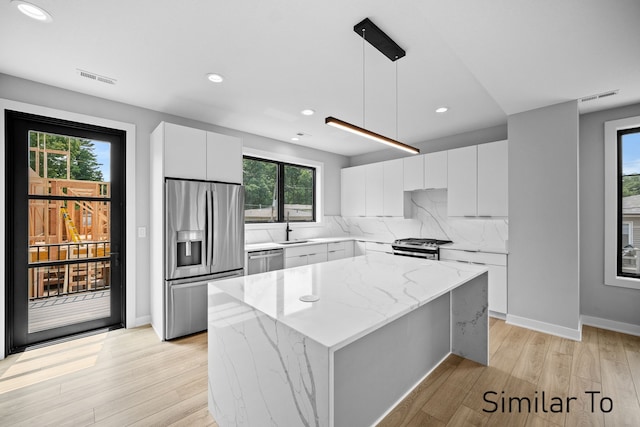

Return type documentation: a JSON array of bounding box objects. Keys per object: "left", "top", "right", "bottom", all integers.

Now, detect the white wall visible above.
[
  {"left": 0, "top": 73, "right": 348, "bottom": 355},
  {"left": 580, "top": 103, "right": 640, "bottom": 330},
  {"left": 507, "top": 101, "right": 581, "bottom": 338}
]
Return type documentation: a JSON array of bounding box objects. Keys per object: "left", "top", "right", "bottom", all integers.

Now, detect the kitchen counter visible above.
[
  {"left": 208, "top": 253, "right": 489, "bottom": 426},
  {"left": 244, "top": 236, "right": 376, "bottom": 252},
  {"left": 444, "top": 242, "right": 509, "bottom": 254}
]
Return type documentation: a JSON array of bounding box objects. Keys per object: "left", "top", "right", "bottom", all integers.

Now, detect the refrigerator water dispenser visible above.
[{"left": 177, "top": 230, "right": 203, "bottom": 267}]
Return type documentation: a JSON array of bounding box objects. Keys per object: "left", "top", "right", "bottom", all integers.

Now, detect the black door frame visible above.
[{"left": 5, "top": 110, "right": 126, "bottom": 353}]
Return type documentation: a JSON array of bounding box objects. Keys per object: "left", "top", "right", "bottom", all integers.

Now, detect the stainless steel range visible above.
[{"left": 391, "top": 238, "right": 453, "bottom": 260}]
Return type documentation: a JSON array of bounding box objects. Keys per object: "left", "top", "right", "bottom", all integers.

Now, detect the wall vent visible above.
[
  {"left": 580, "top": 89, "right": 618, "bottom": 103},
  {"left": 76, "top": 69, "right": 116, "bottom": 85}
]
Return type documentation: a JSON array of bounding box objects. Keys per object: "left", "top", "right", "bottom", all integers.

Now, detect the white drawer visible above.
[
  {"left": 285, "top": 243, "right": 328, "bottom": 258},
  {"left": 439, "top": 248, "right": 506, "bottom": 266},
  {"left": 328, "top": 241, "right": 347, "bottom": 251},
  {"left": 365, "top": 241, "right": 393, "bottom": 254}
]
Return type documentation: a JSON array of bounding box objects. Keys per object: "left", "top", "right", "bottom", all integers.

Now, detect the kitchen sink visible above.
[{"left": 278, "top": 240, "right": 309, "bottom": 245}]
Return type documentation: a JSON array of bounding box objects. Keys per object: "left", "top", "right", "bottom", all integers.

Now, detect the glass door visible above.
[{"left": 5, "top": 111, "right": 125, "bottom": 352}]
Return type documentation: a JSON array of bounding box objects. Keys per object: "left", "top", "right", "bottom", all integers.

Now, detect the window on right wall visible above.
[
  {"left": 619, "top": 128, "right": 640, "bottom": 277},
  {"left": 605, "top": 116, "right": 640, "bottom": 288}
]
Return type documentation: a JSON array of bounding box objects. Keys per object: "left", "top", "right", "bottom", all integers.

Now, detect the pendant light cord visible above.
[
  {"left": 362, "top": 28, "right": 366, "bottom": 128},
  {"left": 395, "top": 58, "right": 398, "bottom": 140}
]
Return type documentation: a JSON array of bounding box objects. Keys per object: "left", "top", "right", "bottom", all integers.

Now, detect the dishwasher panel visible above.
[{"left": 247, "top": 249, "right": 284, "bottom": 275}]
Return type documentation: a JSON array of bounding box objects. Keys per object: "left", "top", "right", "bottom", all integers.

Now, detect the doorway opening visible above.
[{"left": 5, "top": 111, "right": 125, "bottom": 353}]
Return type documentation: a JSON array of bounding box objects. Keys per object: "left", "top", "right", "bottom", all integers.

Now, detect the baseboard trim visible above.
[
  {"left": 489, "top": 311, "right": 506, "bottom": 320},
  {"left": 134, "top": 315, "right": 151, "bottom": 328},
  {"left": 581, "top": 315, "right": 640, "bottom": 337},
  {"left": 506, "top": 314, "right": 581, "bottom": 341}
]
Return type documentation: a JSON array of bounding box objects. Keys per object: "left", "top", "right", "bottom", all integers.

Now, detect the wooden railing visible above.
[{"left": 28, "top": 241, "right": 111, "bottom": 300}]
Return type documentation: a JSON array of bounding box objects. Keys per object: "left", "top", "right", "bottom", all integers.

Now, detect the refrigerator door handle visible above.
[
  {"left": 211, "top": 186, "right": 218, "bottom": 268},
  {"left": 206, "top": 188, "right": 213, "bottom": 267}
]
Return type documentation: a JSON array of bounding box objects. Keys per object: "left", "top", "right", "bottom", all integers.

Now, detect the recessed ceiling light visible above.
[
  {"left": 301, "top": 109, "right": 315, "bottom": 116},
  {"left": 206, "top": 73, "right": 224, "bottom": 83},
  {"left": 435, "top": 107, "right": 449, "bottom": 113},
  {"left": 11, "top": 0, "right": 52, "bottom": 22},
  {"left": 291, "top": 137, "right": 300, "bottom": 141}
]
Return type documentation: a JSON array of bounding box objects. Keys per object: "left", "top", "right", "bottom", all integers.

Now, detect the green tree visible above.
[
  {"left": 284, "top": 165, "right": 313, "bottom": 205},
  {"left": 243, "top": 158, "right": 277, "bottom": 207},
  {"left": 622, "top": 175, "right": 640, "bottom": 197},
  {"left": 29, "top": 132, "right": 104, "bottom": 182}
]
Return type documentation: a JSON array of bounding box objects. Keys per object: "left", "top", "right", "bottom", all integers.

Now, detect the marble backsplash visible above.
[{"left": 245, "top": 189, "right": 508, "bottom": 250}]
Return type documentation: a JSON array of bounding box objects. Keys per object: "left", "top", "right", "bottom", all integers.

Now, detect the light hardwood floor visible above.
[{"left": 1, "top": 319, "right": 639, "bottom": 426}]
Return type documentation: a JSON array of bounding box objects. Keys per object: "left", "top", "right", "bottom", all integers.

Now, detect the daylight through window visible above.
[
  {"left": 243, "top": 156, "right": 315, "bottom": 223},
  {"left": 618, "top": 127, "right": 640, "bottom": 277}
]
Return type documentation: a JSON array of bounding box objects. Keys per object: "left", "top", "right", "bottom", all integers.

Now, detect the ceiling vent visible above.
[
  {"left": 77, "top": 69, "right": 116, "bottom": 85},
  {"left": 580, "top": 89, "right": 618, "bottom": 103}
]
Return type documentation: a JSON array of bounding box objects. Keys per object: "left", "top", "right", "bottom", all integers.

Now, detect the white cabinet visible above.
[
  {"left": 383, "top": 159, "right": 404, "bottom": 216},
  {"left": 424, "top": 151, "right": 448, "bottom": 189},
  {"left": 365, "top": 163, "right": 384, "bottom": 216},
  {"left": 403, "top": 155, "right": 425, "bottom": 190},
  {"left": 447, "top": 146, "right": 478, "bottom": 216},
  {"left": 284, "top": 244, "right": 328, "bottom": 268},
  {"left": 163, "top": 122, "right": 207, "bottom": 180},
  {"left": 155, "top": 122, "right": 243, "bottom": 183},
  {"left": 439, "top": 249, "right": 507, "bottom": 315},
  {"left": 341, "top": 166, "right": 366, "bottom": 217},
  {"left": 477, "top": 140, "right": 508, "bottom": 217},
  {"left": 327, "top": 241, "right": 354, "bottom": 261},
  {"left": 354, "top": 241, "right": 366, "bottom": 256},
  {"left": 342, "top": 159, "right": 405, "bottom": 217},
  {"left": 447, "top": 141, "right": 508, "bottom": 217},
  {"left": 365, "top": 241, "right": 393, "bottom": 254},
  {"left": 206, "top": 131, "right": 243, "bottom": 183}
]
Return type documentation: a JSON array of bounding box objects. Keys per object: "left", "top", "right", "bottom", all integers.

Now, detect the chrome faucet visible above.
[{"left": 285, "top": 212, "right": 292, "bottom": 241}]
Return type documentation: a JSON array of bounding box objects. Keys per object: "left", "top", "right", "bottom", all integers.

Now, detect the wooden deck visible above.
[{"left": 28, "top": 290, "right": 110, "bottom": 333}]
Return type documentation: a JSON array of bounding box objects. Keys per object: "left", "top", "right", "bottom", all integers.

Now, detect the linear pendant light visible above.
[
  {"left": 325, "top": 116, "right": 419, "bottom": 154},
  {"left": 326, "top": 18, "right": 420, "bottom": 155}
]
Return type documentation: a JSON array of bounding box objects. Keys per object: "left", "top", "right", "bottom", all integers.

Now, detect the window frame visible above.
[
  {"left": 604, "top": 116, "right": 640, "bottom": 289},
  {"left": 242, "top": 149, "right": 322, "bottom": 226},
  {"left": 621, "top": 221, "right": 633, "bottom": 248}
]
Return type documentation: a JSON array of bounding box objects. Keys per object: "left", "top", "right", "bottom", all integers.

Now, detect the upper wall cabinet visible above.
[
  {"left": 424, "top": 151, "right": 448, "bottom": 189},
  {"left": 403, "top": 155, "right": 425, "bottom": 191},
  {"left": 447, "top": 145, "right": 478, "bottom": 216},
  {"left": 383, "top": 159, "right": 404, "bottom": 216},
  {"left": 341, "top": 165, "right": 366, "bottom": 217},
  {"left": 164, "top": 122, "right": 208, "bottom": 180},
  {"left": 447, "top": 140, "right": 508, "bottom": 217},
  {"left": 403, "top": 152, "right": 448, "bottom": 191},
  {"left": 206, "top": 131, "right": 243, "bottom": 183},
  {"left": 477, "top": 140, "right": 508, "bottom": 216},
  {"left": 365, "top": 163, "right": 385, "bottom": 216},
  {"left": 155, "top": 122, "right": 243, "bottom": 183},
  {"left": 341, "top": 159, "right": 404, "bottom": 217}
]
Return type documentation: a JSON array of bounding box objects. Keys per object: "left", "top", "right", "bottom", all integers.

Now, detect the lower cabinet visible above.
[
  {"left": 328, "top": 241, "right": 354, "bottom": 261},
  {"left": 439, "top": 249, "right": 507, "bottom": 315},
  {"left": 284, "top": 244, "right": 328, "bottom": 268},
  {"left": 365, "top": 241, "right": 393, "bottom": 255}
]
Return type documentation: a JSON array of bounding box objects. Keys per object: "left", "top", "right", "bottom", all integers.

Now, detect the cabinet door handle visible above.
[{"left": 471, "top": 261, "right": 486, "bottom": 265}]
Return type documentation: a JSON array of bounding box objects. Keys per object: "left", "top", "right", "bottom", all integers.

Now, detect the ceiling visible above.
[{"left": 1, "top": 0, "right": 639, "bottom": 157}]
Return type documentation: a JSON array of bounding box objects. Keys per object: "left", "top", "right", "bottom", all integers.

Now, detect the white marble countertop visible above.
[
  {"left": 443, "top": 243, "right": 508, "bottom": 254},
  {"left": 209, "top": 253, "right": 487, "bottom": 350},
  {"left": 245, "top": 236, "right": 381, "bottom": 252}
]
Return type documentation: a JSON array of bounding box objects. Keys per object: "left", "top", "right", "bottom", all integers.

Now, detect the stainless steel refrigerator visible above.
[{"left": 164, "top": 178, "right": 244, "bottom": 339}]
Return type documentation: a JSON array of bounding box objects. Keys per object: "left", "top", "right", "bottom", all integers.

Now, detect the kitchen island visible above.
[{"left": 207, "top": 253, "right": 488, "bottom": 427}]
